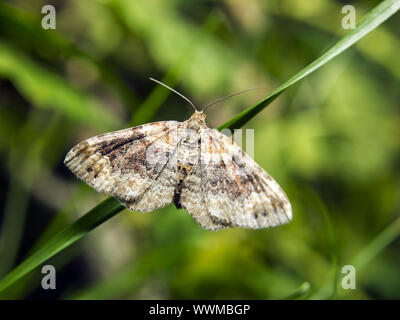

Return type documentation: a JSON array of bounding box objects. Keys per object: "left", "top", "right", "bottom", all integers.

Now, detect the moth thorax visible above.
[{"left": 187, "top": 111, "right": 207, "bottom": 131}]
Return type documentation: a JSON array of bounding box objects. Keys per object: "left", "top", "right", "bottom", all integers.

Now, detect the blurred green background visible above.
[{"left": 0, "top": 0, "right": 399, "bottom": 299}]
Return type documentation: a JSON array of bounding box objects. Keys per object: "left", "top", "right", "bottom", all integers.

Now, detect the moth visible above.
[{"left": 65, "top": 79, "right": 292, "bottom": 230}]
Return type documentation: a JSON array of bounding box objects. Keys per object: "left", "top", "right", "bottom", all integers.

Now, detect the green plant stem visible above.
[
  {"left": 219, "top": 0, "right": 400, "bottom": 130},
  {"left": 0, "top": 197, "right": 124, "bottom": 295}
]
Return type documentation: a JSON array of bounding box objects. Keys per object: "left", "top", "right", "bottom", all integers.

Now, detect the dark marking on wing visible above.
[
  {"left": 173, "top": 163, "right": 193, "bottom": 209},
  {"left": 173, "top": 181, "right": 183, "bottom": 209},
  {"left": 99, "top": 134, "right": 146, "bottom": 156}
]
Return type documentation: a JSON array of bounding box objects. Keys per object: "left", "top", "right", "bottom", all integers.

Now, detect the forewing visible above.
[
  {"left": 200, "top": 128, "right": 292, "bottom": 229},
  {"left": 64, "top": 121, "right": 181, "bottom": 211}
]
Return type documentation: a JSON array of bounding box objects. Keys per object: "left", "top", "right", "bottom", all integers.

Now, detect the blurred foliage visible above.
[{"left": 0, "top": 0, "right": 399, "bottom": 300}]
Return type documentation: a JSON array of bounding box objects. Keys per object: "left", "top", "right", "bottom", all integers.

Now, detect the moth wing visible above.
[
  {"left": 177, "top": 136, "right": 228, "bottom": 230},
  {"left": 200, "top": 128, "right": 292, "bottom": 229},
  {"left": 65, "top": 121, "right": 182, "bottom": 211}
]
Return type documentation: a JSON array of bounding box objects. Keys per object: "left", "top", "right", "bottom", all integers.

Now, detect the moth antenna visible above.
[
  {"left": 202, "top": 87, "right": 261, "bottom": 112},
  {"left": 149, "top": 78, "right": 198, "bottom": 112}
]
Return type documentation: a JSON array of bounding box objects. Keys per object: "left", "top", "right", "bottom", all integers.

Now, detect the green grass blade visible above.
[
  {"left": 0, "top": 0, "right": 398, "bottom": 296},
  {"left": 0, "top": 197, "right": 124, "bottom": 295},
  {"left": 0, "top": 41, "right": 121, "bottom": 131},
  {"left": 0, "top": 175, "right": 30, "bottom": 278},
  {"left": 218, "top": 0, "right": 400, "bottom": 130},
  {"left": 352, "top": 216, "right": 400, "bottom": 270},
  {"left": 312, "top": 216, "right": 400, "bottom": 299},
  {"left": 303, "top": 186, "right": 339, "bottom": 300}
]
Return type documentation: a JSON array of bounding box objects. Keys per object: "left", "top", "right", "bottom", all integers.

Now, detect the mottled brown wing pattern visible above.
[
  {"left": 65, "top": 110, "right": 292, "bottom": 230},
  {"left": 177, "top": 128, "right": 227, "bottom": 230},
  {"left": 130, "top": 124, "right": 190, "bottom": 211},
  {"left": 200, "top": 128, "right": 292, "bottom": 229},
  {"left": 65, "top": 121, "right": 182, "bottom": 210}
]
